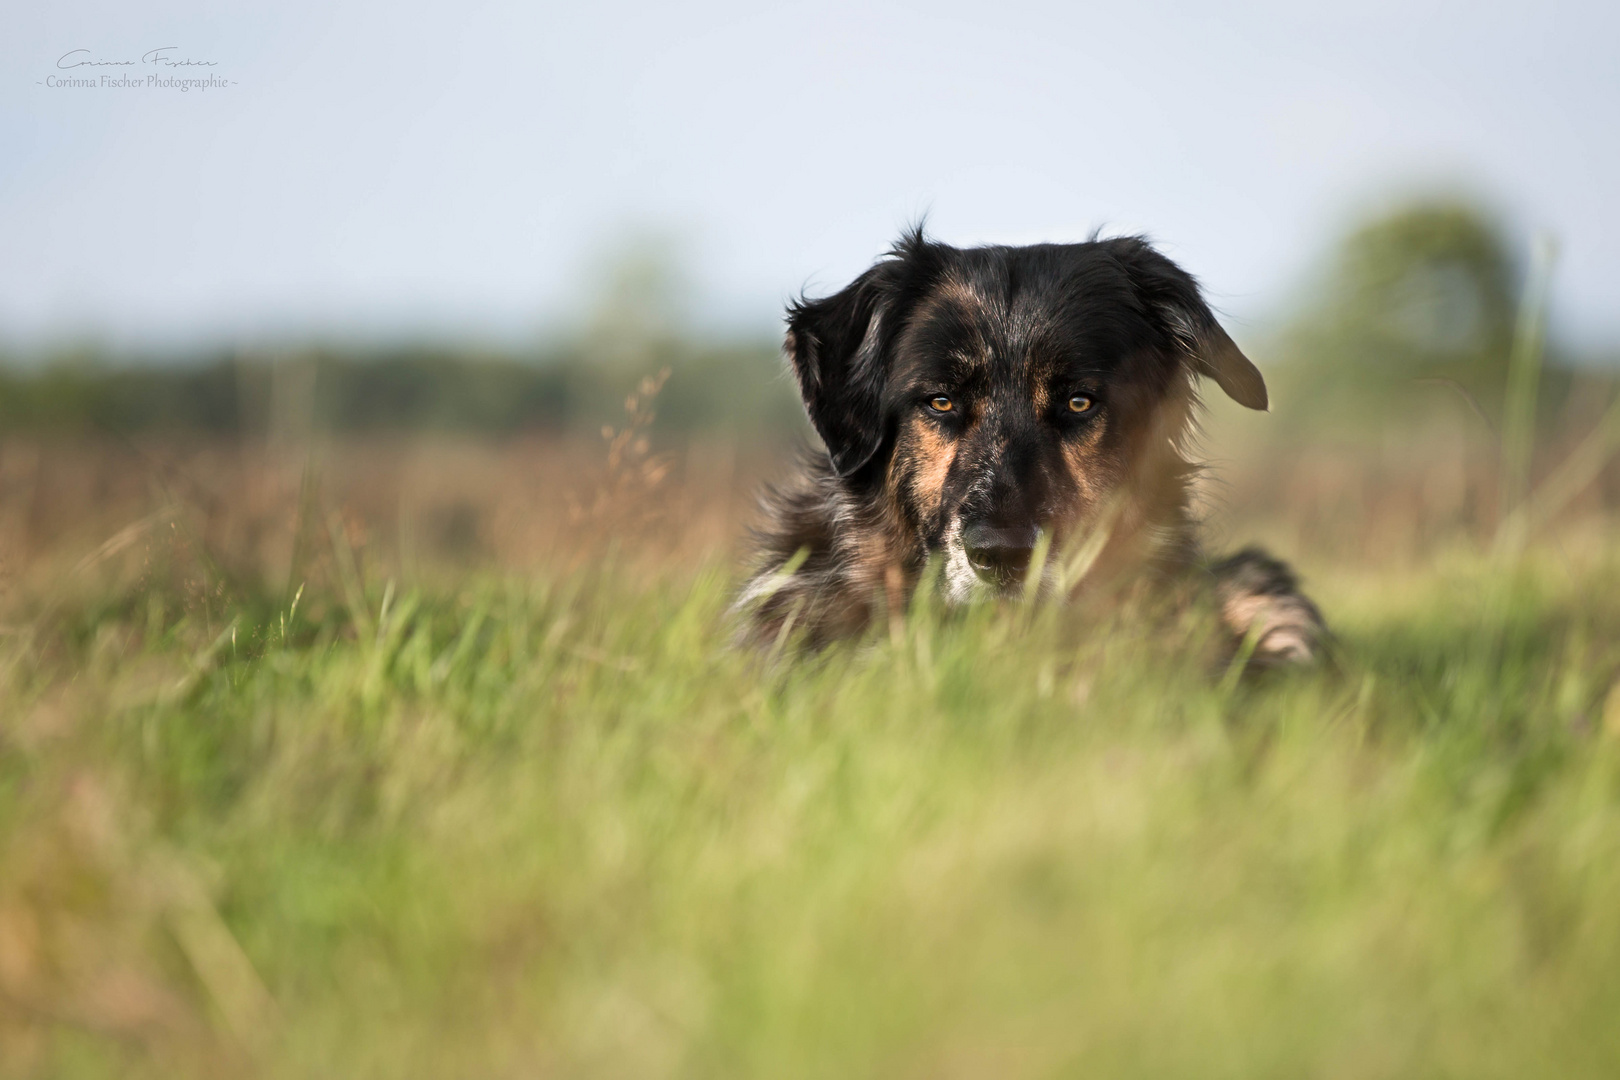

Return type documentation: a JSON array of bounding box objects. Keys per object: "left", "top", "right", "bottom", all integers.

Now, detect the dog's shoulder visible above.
[{"left": 734, "top": 452, "right": 884, "bottom": 649}]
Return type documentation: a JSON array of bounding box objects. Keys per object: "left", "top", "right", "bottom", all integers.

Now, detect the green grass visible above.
[{"left": 5, "top": 545, "right": 1620, "bottom": 1078}]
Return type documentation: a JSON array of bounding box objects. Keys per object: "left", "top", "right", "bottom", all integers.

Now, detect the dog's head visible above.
[{"left": 785, "top": 230, "right": 1267, "bottom": 599}]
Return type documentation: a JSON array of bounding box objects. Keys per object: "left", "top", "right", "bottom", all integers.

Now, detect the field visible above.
[{"left": 3, "top": 412, "right": 1620, "bottom": 1078}]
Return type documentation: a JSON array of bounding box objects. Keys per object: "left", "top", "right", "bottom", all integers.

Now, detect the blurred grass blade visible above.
[
  {"left": 327, "top": 509, "right": 374, "bottom": 640},
  {"left": 1496, "top": 233, "right": 1557, "bottom": 552},
  {"left": 1055, "top": 493, "right": 1123, "bottom": 594},
  {"left": 159, "top": 851, "right": 281, "bottom": 1051},
  {"left": 1513, "top": 388, "right": 1620, "bottom": 540},
  {"left": 1022, "top": 528, "right": 1053, "bottom": 605}
]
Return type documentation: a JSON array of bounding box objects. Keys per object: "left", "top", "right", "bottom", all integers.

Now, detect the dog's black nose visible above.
[{"left": 961, "top": 523, "right": 1039, "bottom": 587}]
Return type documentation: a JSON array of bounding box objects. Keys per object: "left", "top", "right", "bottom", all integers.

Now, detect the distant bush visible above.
[
  {"left": 1266, "top": 198, "right": 1582, "bottom": 433},
  {"left": 1289, "top": 201, "right": 1516, "bottom": 377}
]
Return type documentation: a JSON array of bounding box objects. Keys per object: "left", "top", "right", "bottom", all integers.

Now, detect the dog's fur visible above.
[{"left": 738, "top": 229, "right": 1324, "bottom": 664}]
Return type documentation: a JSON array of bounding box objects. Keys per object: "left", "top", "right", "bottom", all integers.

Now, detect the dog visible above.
[{"left": 737, "top": 228, "right": 1324, "bottom": 666}]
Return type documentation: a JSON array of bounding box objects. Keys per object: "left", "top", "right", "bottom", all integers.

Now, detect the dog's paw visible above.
[{"left": 1209, "top": 547, "right": 1326, "bottom": 668}]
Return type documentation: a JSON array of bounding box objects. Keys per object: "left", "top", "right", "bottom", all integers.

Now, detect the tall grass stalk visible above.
[{"left": 1495, "top": 233, "right": 1558, "bottom": 554}]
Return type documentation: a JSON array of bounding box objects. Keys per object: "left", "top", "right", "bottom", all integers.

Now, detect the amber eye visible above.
[
  {"left": 1068, "top": 393, "right": 1096, "bottom": 414},
  {"left": 928, "top": 395, "right": 954, "bottom": 413}
]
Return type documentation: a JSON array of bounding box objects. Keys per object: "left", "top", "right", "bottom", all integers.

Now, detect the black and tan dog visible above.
[{"left": 738, "top": 228, "right": 1323, "bottom": 664}]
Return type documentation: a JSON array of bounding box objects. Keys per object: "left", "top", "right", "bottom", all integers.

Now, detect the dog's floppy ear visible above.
[
  {"left": 786, "top": 235, "right": 935, "bottom": 476},
  {"left": 1104, "top": 237, "right": 1269, "bottom": 411}
]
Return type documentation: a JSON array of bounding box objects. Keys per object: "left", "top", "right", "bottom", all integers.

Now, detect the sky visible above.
[{"left": 3, "top": 0, "right": 1617, "bottom": 356}]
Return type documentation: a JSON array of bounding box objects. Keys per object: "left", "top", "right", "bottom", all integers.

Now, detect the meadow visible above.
[
  {"left": 2, "top": 383, "right": 1620, "bottom": 1079},
  {"left": 2, "top": 201, "right": 1619, "bottom": 1077}
]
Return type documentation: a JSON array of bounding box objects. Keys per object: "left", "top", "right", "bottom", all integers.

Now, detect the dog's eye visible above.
[
  {"left": 928, "top": 395, "right": 954, "bottom": 414},
  {"left": 1068, "top": 394, "right": 1096, "bottom": 415}
]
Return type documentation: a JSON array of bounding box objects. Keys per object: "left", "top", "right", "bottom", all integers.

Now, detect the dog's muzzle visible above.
[{"left": 961, "top": 522, "right": 1039, "bottom": 588}]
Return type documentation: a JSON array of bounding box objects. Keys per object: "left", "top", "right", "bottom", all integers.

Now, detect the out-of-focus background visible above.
[
  {"left": 3, "top": 0, "right": 1619, "bottom": 588},
  {"left": 7, "top": 5, "right": 1620, "bottom": 1078}
]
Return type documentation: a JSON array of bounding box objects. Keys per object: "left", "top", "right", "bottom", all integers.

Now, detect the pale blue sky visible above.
[{"left": 3, "top": 0, "right": 1617, "bottom": 353}]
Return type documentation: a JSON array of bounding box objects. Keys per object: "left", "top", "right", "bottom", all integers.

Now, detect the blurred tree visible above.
[
  {"left": 579, "top": 230, "right": 695, "bottom": 373},
  {"left": 1279, "top": 199, "right": 1523, "bottom": 420},
  {"left": 566, "top": 231, "right": 804, "bottom": 436}
]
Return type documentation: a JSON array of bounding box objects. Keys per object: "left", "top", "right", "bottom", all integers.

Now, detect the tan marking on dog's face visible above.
[
  {"left": 1058, "top": 414, "right": 1113, "bottom": 505},
  {"left": 895, "top": 414, "right": 959, "bottom": 519},
  {"left": 1030, "top": 382, "right": 1050, "bottom": 414}
]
